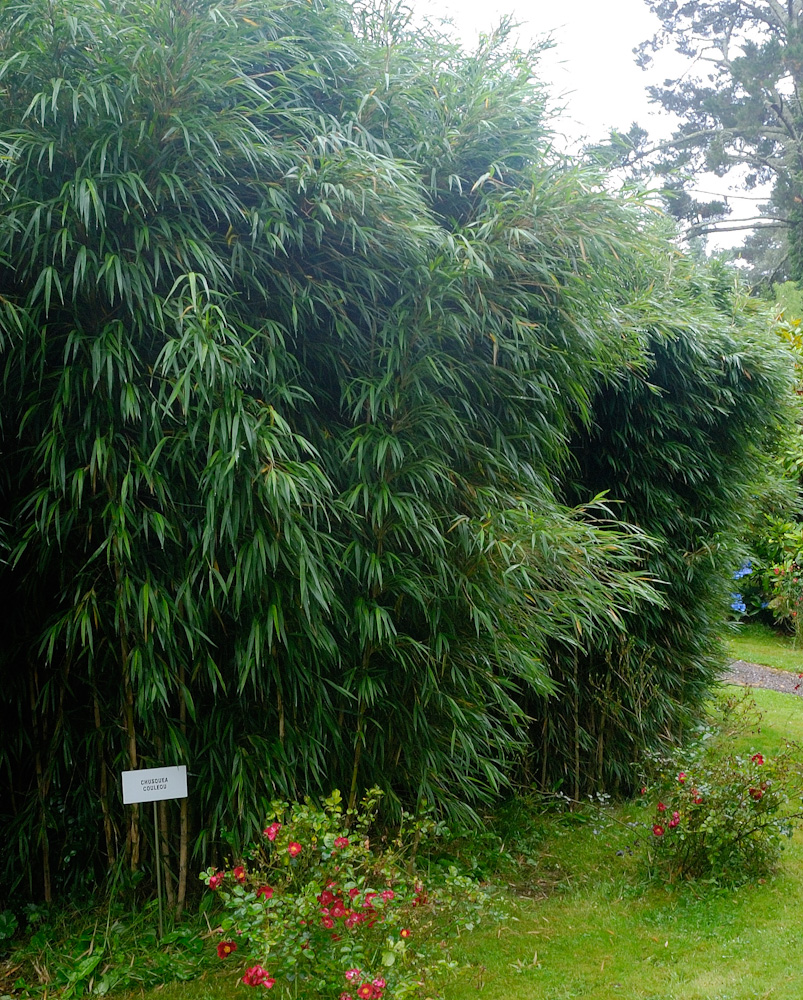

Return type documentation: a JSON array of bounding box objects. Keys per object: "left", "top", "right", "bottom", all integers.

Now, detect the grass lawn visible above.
[
  {"left": 441, "top": 685, "right": 803, "bottom": 1000},
  {"left": 727, "top": 621, "right": 803, "bottom": 673},
  {"left": 9, "top": 690, "right": 803, "bottom": 1000}
]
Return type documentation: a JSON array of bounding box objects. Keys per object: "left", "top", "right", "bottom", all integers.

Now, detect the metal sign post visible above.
[{"left": 121, "top": 765, "right": 188, "bottom": 939}]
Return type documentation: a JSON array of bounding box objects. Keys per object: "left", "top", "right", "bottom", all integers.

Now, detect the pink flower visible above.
[
  {"left": 751, "top": 753, "right": 765, "bottom": 765},
  {"left": 340, "top": 995, "right": 353, "bottom": 1000},
  {"left": 345, "top": 912, "right": 361, "bottom": 929},
  {"left": 263, "top": 822, "right": 282, "bottom": 841},
  {"left": 380, "top": 889, "right": 395, "bottom": 901},
  {"left": 334, "top": 836, "right": 349, "bottom": 848},
  {"left": 242, "top": 966, "right": 274, "bottom": 988},
  {"left": 232, "top": 865, "right": 246, "bottom": 883},
  {"left": 217, "top": 940, "right": 237, "bottom": 958},
  {"left": 657, "top": 802, "right": 666, "bottom": 812},
  {"left": 345, "top": 969, "right": 362, "bottom": 982},
  {"left": 288, "top": 841, "right": 302, "bottom": 857},
  {"left": 208, "top": 872, "right": 224, "bottom": 890},
  {"left": 321, "top": 915, "right": 335, "bottom": 929},
  {"left": 256, "top": 885, "right": 274, "bottom": 900},
  {"left": 652, "top": 824, "right": 665, "bottom": 837},
  {"left": 372, "top": 979, "right": 386, "bottom": 991}
]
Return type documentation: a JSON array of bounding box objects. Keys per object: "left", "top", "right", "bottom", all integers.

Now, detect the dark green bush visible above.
[{"left": 0, "top": 0, "right": 793, "bottom": 907}]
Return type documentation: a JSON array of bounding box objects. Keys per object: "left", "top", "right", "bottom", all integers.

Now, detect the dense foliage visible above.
[{"left": 0, "top": 0, "right": 792, "bottom": 907}]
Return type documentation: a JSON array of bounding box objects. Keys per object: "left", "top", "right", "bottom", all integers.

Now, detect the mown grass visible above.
[
  {"left": 442, "top": 685, "right": 803, "bottom": 1000},
  {"left": 6, "top": 688, "right": 803, "bottom": 1000},
  {"left": 727, "top": 621, "right": 803, "bottom": 673}
]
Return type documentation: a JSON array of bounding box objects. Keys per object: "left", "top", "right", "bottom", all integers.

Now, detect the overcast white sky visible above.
[
  {"left": 414, "top": 0, "right": 764, "bottom": 247},
  {"left": 420, "top": 0, "right": 679, "bottom": 146}
]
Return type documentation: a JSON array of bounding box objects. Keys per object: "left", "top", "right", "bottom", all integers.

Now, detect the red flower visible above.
[
  {"left": 380, "top": 889, "right": 395, "bottom": 901},
  {"left": 678, "top": 772, "right": 686, "bottom": 784},
  {"left": 751, "top": 753, "right": 765, "bottom": 765},
  {"left": 232, "top": 865, "right": 246, "bottom": 883},
  {"left": 242, "top": 966, "right": 274, "bottom": 988},
  {"left": 657, "top": 802, "right": 666, "bottom": 812},
  {"left": 356, "top": 984, "right": 375, "bottom": 1000},
  {"left": 331, "top": 901, "right": 347, "bottom": 918},
  {"left": 321, "top": 916, "right": 335, "bottom": 929},
  {"left": 348, "top": 887, "right": 360, "bottom": 899},
  {"left": 400, "top": 928, "right": 411, "bottom": 938},
  {"left": 345, "top": 912, "right": 361, "bottom": 929},
  {"left": 693, "top": 795, "right": 703, "bottom": 805},
  {"left": 334, "top": 836, "right": 349, "bottom": 848},
  {"left": 652, "top": 824, "right": 665, "bottom": 837},
  {"left": 640, "top": 786, "right": 647, "bottom": 795},
  {"left": 256, "top": 885, "right": 274, "bottom": 901},
  {"left": 319, "top": 890, "right": 335, "bottom": 905},
  {"left": 263, "top": 822, "right": 282, "bottom": 841},
  {"left": 668, "top": 818, "right": 679, "bottom": 829},
  {"left": 749, "top": 787, "right": 764, "bottom": 800},
  {"left": 288, "top": 841, "right": 302, "bottom": 857},
  {"left": 413, "top": 883, "right": 428, "bottom": 907},
  {"left": 208, "top": 872, "right": 224, "bottom": 890},
  {"left": 217, "top": 940, "right": 237, "bottom": 958}
]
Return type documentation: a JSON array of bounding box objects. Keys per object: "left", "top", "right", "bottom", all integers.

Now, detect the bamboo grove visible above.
[{"left": 0, "top": 0, "right": 793, "bottom": 904}]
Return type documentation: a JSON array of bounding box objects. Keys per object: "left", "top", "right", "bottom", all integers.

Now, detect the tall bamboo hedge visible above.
[{"left": 0, "top": 0, "right": 792, "bottom": 904}]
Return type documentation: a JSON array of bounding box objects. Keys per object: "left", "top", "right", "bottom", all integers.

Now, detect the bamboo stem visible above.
[
  {"left": 94, "top": 692, "right": 116, "bottom": 869},
  {"left": 122, "top": 639, "right": 140, "bottom": 870},
  {"left": 158, "top": 799, "right": 175, "bottom": 909},
  {"left": 176, "top": 666, "right": 188, "bottom": 919}
]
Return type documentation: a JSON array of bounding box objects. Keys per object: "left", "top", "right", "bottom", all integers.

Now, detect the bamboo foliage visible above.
[{"left": 0, "top": 0, "right": 792, "bottom": 903}]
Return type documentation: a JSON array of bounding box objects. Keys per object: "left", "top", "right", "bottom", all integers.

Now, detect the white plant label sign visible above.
[{"left": 121, "top": 765, "right": 188, "bottom": 804}]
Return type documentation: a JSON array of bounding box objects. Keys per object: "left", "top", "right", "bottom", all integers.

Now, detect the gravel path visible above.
[{"left": 725, "top": 659, "right": 803, "bottom": 695}]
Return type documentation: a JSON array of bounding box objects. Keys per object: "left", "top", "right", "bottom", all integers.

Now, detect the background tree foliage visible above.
[
  {"left": 598, "top": 0, "right": 803, "bottom": 279},
  {"left": 0, "top": 0, "right": 792, "bottom": 906}
]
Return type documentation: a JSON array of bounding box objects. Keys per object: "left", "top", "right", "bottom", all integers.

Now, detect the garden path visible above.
[{"left": 726, "top": 659, "right": 803, "bottom": 695}]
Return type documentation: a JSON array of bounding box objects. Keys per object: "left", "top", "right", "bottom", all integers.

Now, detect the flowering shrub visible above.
[
  {"left": 766, "top": 559, "right": 803, "bottom": 641},
  {"left": 641, "top": 740, "right": 803, "bottom": 883},
  {"left": 199, "top": 789, "right": 477, "bottom": 998},
  {"left": 729, "top": 560, "right": 751, "bottom": 617}
]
